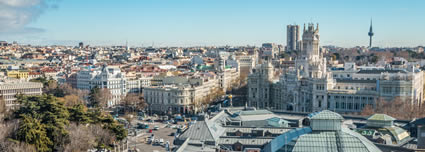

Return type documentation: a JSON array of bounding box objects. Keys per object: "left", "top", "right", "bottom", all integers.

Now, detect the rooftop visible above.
[
  {"left": 309, "top": 110, "right": 344, "bottom": 120},
  {"left": 367, "top": 114, "right": 396, "bottom": 121},
  {"left": 357, "top": 69, "right": 407, "bottom": 74}
]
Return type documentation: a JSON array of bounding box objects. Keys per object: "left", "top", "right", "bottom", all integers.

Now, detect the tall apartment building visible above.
[
  {"left": 286, "top": 24, "right": 301, "bottom": 52},
  {"left": 248, "top": 23, "right": 424, "bottom": 113},
  {"left": 0, "top": 81, "right": 43, "bottom": 109}
]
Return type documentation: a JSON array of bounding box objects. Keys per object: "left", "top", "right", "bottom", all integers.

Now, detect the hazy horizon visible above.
[{"left": 1, "top": 0, "right": 424, "bottom": 47}]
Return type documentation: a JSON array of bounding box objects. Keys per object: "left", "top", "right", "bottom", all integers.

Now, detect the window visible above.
[
  {"left": 348, "top": 103, "right": 352, "bottom": 109},
  {"left": 355, "top": 103, "right": 359, "bottom": 110},
  {"left": 395, "top": 87, "right": 401, "bottom": 94},
  {"left": 342, "top": 102, "right": 346, "bottom": 109},
  {"left": 383, "top": 87, "right": 392, "bottom": 94},
  {"left": 336, "top": 102, "right": 339, "bottom": 108},
  {"left": 318, "top": 101, "right": 322, "bottom": 107}
]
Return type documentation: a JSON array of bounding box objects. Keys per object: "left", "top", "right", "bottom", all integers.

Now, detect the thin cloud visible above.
[{"left": 0, "top": 0, "right": 61, "bottom": 34}]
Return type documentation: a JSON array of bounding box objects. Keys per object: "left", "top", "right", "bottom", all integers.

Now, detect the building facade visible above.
[
  {"left": 248, "top": 23, "right": 424, "bottom": 113},
  {"left": 286, "top": 24, "right": 301, "bottom": 52},
  {"left": 76, "top": 66, "right": 127, "bottom": 106},
  {"left": 143, "top": 74, "right": 219, "bottom": 114},
  {"left": 0, "top": 81, "right": 43, "bottom": 109}
]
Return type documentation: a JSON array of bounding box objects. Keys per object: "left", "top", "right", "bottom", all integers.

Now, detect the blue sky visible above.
[{"left": 1, "top": 0, "right": 424, "bottom": 47}]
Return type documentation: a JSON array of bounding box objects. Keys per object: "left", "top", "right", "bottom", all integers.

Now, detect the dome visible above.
[{"left": 264, "top": 110, "right": 382, "bottom": 152}]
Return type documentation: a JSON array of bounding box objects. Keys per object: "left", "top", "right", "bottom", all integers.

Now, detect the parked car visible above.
[
  {"left": 159, "top": 138, "right": 164, "bottom": 145},
  {"left": 137, "top": 123, "right": 149, "bottom": 129},
  {"left": 169, "top": 132, "right": 175, "bottom": 136},
  {"left": 153, "top": 126, "right": 159, "bottom": 130},
  {"left": 148, "top": 136, "right": 154, "bottom": 144},
  {"left": 154, "top": 139, "right": 159, "bottom": 145},
  {"left": 164, "top": 141, "right": 170, "bottom": 150}
]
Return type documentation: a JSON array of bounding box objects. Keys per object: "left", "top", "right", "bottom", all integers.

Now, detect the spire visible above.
[
  {"left": 368, "top": 18, "right": 374, "bottom": 48},
  {"left": 303, "top": 23, "right": 306, "bottom": 32},
  {"left": 369, "top": 19, "right": 373, "bottom": 35},
  {"left": 316, "top": 23, "right": 319, "bottom": 32},
  {"left": 126, "top": 40, "right": 129, "bottom": 50}
]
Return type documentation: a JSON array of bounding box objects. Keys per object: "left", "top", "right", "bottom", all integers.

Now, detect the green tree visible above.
[
  {"left": 8, "top": 94, "right": 127, "bottom": 151},
  {"left": 68, "top": 104, "right": 91, "bottom": 125},
  {"left": 15, "top": 94, "right": 70, "bottom": 151},
  {"left": 16, "top": 115, "right": 52, "bottom": 152}
]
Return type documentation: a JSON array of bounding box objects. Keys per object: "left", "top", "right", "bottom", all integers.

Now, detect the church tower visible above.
[
  {"left": 295, "top": 23, "right": 326, "bottom": 79},
  {"left": 300, "top": 23, "right": 320, "bottom": 60}
]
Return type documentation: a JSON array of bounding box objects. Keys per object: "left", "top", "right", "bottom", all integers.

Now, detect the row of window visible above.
[
  {"left": 336, "top": 86, "right": 376, "bottom": 91},
  {"left": 316, "top": 84, "right": 325, "bottom": 90},
  {"left": 335, "top": 102, "right": 372, "bottom": 110},
  {"left": 331, "top": 96, "right": 374, "bottom": 100},
  {"left": 383, "top": 87, "right": 410, "bottom": 94},
  {"left": 146, "top": 97, "right": 187, "bottom": 104},
  {"left": 0, "top": 88, "right": 40, "bottom": 94}
]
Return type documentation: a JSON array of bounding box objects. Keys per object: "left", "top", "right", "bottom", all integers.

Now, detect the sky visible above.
[{"left": 0, "top": 0, "right": 424, "bottom": 47}]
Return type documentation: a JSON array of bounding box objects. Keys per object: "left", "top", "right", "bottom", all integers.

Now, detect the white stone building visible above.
[
  {"left": 143, "top": 74, "right": 219, "bottom": 114},
  {"left": 248, "top": 23, "right": 424, "bottom": 113},
  {"left": 76, "top": 66, "right": 127, "bottom": 106}
]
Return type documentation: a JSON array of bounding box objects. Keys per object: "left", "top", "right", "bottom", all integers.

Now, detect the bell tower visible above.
[{"left": 301, "top": 23, "right": 320, "bottom": 60}]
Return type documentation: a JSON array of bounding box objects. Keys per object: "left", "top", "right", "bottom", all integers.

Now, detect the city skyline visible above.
[{"left": 1, "top": 0, "right": 424, "bottom": 47}]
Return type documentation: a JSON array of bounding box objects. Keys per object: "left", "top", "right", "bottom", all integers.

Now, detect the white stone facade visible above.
[
  {"left": 248, "top": 23, "right": 425, "bottom": 113},
  {"left": 76, "top": 66, "right": 127, "bottom": 107}
]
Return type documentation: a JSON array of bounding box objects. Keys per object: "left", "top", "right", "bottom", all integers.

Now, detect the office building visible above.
[
  {"left": 0, "top": 81, "right": 43, "bottom": 109},
  {"left": 286, "top": 24, "right": 301, "bottom": 51}
]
